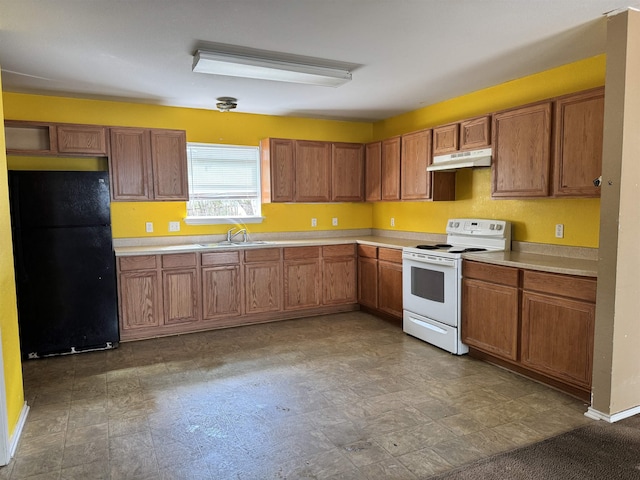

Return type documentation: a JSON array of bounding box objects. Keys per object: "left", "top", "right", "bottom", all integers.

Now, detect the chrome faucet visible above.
[{"left": 227, "top": 227, "right": 248, "bottom": 243}]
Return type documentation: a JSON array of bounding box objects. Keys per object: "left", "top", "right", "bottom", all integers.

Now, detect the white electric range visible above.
[{"left": 402, "top": 218, "right": 511, "bottom": 354}]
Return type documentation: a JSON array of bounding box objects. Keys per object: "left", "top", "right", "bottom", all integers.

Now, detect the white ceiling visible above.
[{"left": 0, "top": 1, "right": 637, "bottom": 122}]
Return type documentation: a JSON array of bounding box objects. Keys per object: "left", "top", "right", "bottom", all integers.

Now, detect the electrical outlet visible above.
[
  {"left": 169, "top": 221, "right": 180, "bottom": 232},
  {"left": 145, "top": 222, "right": 153, "bottom": 233},
  {"left": 391, "top": 217, "right": 395, "bottom": 227},
  {"left": 332, "top": 217, "right": 338, "bottom": 226},
  {"left": 311, "top": 218, "right": 317, "bottom": 227},
  {"left": 555, "top": 224, "right": 564, "bottom": 238}
]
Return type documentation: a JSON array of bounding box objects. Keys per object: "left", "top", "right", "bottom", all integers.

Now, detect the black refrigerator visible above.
[{"left": 9, "top": 170, "right": 119, "bottom": 359}]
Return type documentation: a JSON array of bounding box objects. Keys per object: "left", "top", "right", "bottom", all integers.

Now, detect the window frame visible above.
[{"left": 183, "top": 142, "right": 264, "bottom": 225}]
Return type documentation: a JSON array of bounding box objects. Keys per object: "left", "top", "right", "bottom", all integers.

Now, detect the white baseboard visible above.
[
  {"left": 9, "top": 402, "right": 29, "bottom": 458},
  {"left": 585, "top": 404, "right": 640, "bottom": 423}
]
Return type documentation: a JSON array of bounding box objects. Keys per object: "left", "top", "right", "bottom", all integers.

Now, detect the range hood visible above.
[{"left": 427, "top": 147, "right": 492, "bottom": 172}]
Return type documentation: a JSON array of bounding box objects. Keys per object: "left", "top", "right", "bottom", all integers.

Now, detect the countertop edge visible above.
[{"left": 114, "top": 236, "right": 599, "bottom": 277}]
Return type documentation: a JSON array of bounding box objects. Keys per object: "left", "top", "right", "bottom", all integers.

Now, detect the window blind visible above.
[{"left": 187, "top": 143, "right": 259, "bottom": 199}]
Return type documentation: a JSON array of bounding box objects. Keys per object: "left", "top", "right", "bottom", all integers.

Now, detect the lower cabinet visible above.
[
  {"left": 462, "top": 261, "right": 519, "bottom": 361},
  {"left": 162, "top": 253, "right": 199, "bottom": 325},
  {"left": 322, "top": 244, "right": 357, "bottom": 305},
  {"left": 244, "top": 248, "right": 283, "bottom": 314},
  {"left": 118, "top": 255, "right": 162, "bottom": 331},
  {"left": 201, "top": 251, "right": 242, "bottom": 321},
  {"left": 462, "top": 260, "right": 596, "bottom": 400},
  {"left": 284, "top": 247, "right": 321, "bottom": 310},
  {"left": 116, "top": 244, "right": 362, "bottom": 341},
  {"left": 357, "top": 245, "right": 403, "bottom": 322}
]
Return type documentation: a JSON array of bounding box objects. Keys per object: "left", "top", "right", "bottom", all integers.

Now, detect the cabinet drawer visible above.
[
  {"left": 244, "top": 248, "right": 281, "bottom": 263},
  {"left": 119, "top": 255, "right": 157, "bottom": 271},
  {"left": 523, "top": 270, "right": 596, "bottom": 302},
  {"left": 463, "top": 260, "right": 518, "bottom": 286},
  {"left": 378, "top": 247, "right": 402, "bottom": 264},
  {"left": 284, "top": 246, "right": 320, "bottom": 260},
  {"left": 323, "top": 244, "right": 356, "bottom": 258},
  {"left": 357, "top": 244, "right": 377, "bottom": 259},
  {"left": 202, "top": 251, "right": 240, "bottom": 266},
  {"left": 162, "top": 253, "right": 197, "bottom": 268}
]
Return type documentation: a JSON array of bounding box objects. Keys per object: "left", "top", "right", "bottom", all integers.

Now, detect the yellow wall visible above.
[
  {"left": 3, "top": 55, "right": 605, "bottom": 247},
  {"left": 372, "top": 55, "right": 605, "bottom": 247},
  {"left": 0, "top": 71, "right": 26, "bottom": 437}
]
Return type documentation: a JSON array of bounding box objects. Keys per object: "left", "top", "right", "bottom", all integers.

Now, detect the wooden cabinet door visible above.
[
  {"left": 57, "top": 124, "right": 108, "bottom": 155},
  {"left": 432, "top": 123, "right": 458, "bottom": 155},
  {"left": 295, "top": 140, "right": 331, "bottom": 202},
  {"left": 377, "top": 259, "right": 403, "bottom": 319},
  {"left": 284, "top": 247, "right": 321, "bottom": 310},
  {"left": 521, "top": 292, "right": 595, "bottom": 388},
  {"left": 381, "top": 136, "right": 401, "bottom": 201},
  {"left": 460, "top": 116, "right": 491, "bottom": 150},
  {"left": 365, "top": 141, "right": 382, "bottom": 201},
  {"left": 331, "top": 142, "right": 364, "bottom": 201},
  {"left": 553, "top": 88, "right": 604, "bottom": 197},
  {"left": 109, "top": 128, "right": 153, "bottom": 200},
  {"left": 119, "top": 270, "right": 161, "bottom": 330},
  {"left": 323, "top": 256, "right": 357, "bottom": 305},
  {"left": 163, "top": 268, "right": 199, "bottom": 325},
  {"left": 492, "top": 102, "right": 552, "bottom": 198},
  {"left": 202, "top": 265, "right": 242, "bottom": 320},
  {"left": 244, "top": 248, "right": 282, "bottom": 314},
  {"left": 401, "top": 129, "right": 431, "bottom": 200},
  {"left": 260, "top": 138, "right": 295, "bottom": 203},
  {"left": 462, "top": 278, "right": 519, "bottom": 361},
  {"left": 150, "top": 129, "right": 188, "bottom": 201},
  {"left": 358, "top": 257, "right": 378, "bottom": 309},
  {"left": 322, "top": 245, "right": 357, "bottom": 305}
]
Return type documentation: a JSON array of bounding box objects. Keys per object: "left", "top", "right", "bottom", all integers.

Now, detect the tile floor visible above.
[{"left": 2, "top": 311, "right": 592, "bottom": 479}]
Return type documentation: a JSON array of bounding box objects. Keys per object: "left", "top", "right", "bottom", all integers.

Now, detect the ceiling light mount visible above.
[
  {"left": 193, "top": 49, "right": 352, "bottom": 87},
  {"left": 216, "top": 97, "right": 237, "bottom": 112}
]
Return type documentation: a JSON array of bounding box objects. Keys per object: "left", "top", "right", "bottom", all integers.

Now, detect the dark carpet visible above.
[{"left": 430, "top": 415, "right": 640, "bottom": 479}]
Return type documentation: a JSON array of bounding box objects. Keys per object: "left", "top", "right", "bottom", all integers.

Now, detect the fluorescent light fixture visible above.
[{"left": 193, "top": 49, "right": 352, "bottom": 87}]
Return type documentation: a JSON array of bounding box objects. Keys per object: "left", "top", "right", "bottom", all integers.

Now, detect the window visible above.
[{"left": 185, "top": 143, "right": 263, "bottom": 224}]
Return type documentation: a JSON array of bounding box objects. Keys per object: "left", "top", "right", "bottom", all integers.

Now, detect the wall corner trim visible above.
[{"left": 9, "top": 403, "right": 28, "bottom": 459}]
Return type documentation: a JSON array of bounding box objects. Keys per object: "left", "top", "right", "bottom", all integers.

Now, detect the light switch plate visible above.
[{"left": 332, "top": 218, "right": 338, "bottom": 226}]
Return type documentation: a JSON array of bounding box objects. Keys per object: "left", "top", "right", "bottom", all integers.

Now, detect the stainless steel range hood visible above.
[{"left": 427, "top": 147, "right": 492, "bottom": 172}]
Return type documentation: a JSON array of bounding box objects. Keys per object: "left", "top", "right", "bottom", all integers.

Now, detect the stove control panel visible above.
[{"left": 447, "top": 219, "right": 509, "bottom": 237}]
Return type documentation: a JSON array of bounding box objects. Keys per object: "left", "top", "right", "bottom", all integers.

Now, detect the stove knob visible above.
[
  {"left": 490, "top": 224, "right": 495, "bottom": 230},
  {"left": 496, "top": 224, "right": 503, "bottom": 231}
]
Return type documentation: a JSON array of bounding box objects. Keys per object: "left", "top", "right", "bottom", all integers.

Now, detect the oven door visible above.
[{"left": 402, "top": 254, "right": 460, "bottom": 327}]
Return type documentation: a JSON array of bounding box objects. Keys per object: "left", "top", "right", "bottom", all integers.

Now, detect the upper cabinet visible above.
[
  {"left": 492, "top": 88, "right": 604, "bottom": 199},
  {"left": 260, "top": 138, "right": 363, "bottom": 203},
  {"left": 260, "top": 138, "right": 295, "bottom": 202},
  {"left": 460, "top": 116, "right": 491, "bottom": 150},
  {"left": 432, "top": 115, "right": 490, "bottom": 156},
  {"left": 432, "top": 123, "right": 458, "bottom": 156},
  {"left": 401, "top": 129, "right": 431, "bottom": 200},
  {"left": 492, "top": 102, "right": 553, "bottom": 198},
  {"left": 5, "top": 121, "right": 108, "bottom": 157},
  {"left": 381, "top": 136, "right": 401, "bottom": 201},
  {"left": 295, "top": 140, "right": 332, "bottom": 202},
  {"left": 109, "top": 127, "right": 188, "bottom": 201},
  {"left": 364, "top": 141, "right": 382, "bottom": 202},
  {"left": 331, "top": 142, "right": 364, "bottom": 202},
  {"left": 553, "top": 87, "right": 604, "bottom": 198}
]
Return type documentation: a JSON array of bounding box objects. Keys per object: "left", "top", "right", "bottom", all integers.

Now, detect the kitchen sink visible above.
[{"left": 198, "top": 240, "right": 272, "bottom": 248}]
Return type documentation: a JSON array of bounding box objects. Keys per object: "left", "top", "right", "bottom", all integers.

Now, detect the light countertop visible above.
[{"left": 114, "top": 234, "right": 598, "bottom": 277}]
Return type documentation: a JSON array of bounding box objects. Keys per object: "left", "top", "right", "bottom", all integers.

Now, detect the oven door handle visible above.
[{"left": 403, "top": 255, "right": 457, "bottom": 268}]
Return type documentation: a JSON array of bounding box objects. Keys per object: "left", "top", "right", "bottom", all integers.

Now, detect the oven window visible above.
[{"left": 411, "top": 266, "right": 445, "bottom": 303}]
